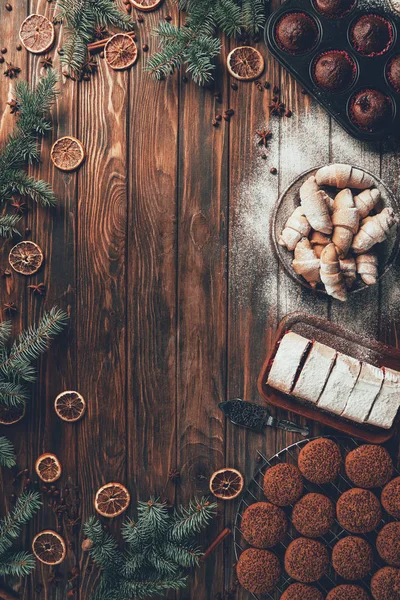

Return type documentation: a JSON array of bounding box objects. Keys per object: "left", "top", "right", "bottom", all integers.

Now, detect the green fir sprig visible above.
[
  {"left": 83, "top": 496, "right": 217, "bottom": 599},
  {"left": 0, "top": 436, "right": 16, "bottom": 468},
  {"left": 0, "top": 307, "right": 68, "bottom": 411},
  {"left": 56, "top": 0, "right": 134, "bottom": 76},
  {"left": 0, "top": 491, "right": 41, "bottom": 577},
  {"left": 147, "top": 0, "right": 267, "bottom": 85},
  {"left": 0, "top": 70, "right": 58, "bottom": 237}
]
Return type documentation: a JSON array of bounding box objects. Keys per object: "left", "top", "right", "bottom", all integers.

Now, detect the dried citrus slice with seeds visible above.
[
  {"left": 95, "top": 482, "right": 130, "bottom": 517},
  {"left": 209, "top": 468, "right": 244, "bottom": 500},
  {"left": 50, "top": 136, "right": 85, "bottom": 172},
  {"left": 9, "top": 241, "right": 43, "bottom": 275},
  {"left": 130, "top": 0, "right": 163, "bottom": 11},
  {"left": 105, "top": 34, "right": 138, "bottom": 71},
  {"left": 32, "top": 530, "right": 66, "bottom": 565},
  {"left": 54, "top": 391, "right": 86, "bottom": 422},
  {"left": 19, "top": 14, "right": 55, "bottom": 54},
  {"left": 227, "top": 46, "right": 265, "bottom": 81},
  {"left": 0, "top": 403, "right": 25, "bottom": 425},
  {"left": 35, "top": 453, "right": 62, "bottom": 483}
]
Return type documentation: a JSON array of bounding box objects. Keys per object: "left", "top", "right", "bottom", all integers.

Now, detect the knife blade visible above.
[{"left": 219, "top": 398, "right": 309, "bottom": 437}]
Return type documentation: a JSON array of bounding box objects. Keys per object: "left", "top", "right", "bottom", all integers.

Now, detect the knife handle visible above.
[{"left": 276, "top": 419, "right": 309, "bottom": 437}]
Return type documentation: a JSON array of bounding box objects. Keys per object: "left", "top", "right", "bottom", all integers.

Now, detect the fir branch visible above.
[
  {"left": 170, "top": 496, "right": 217, "bottom": 540},
  {"left": 0, "top": 71, "right": 57, "bottom": 237},
  {"left": 83, "top": 516, "right": 123, "bottom": 571},
  {"left": 0, "top": 307, "right": 68, "bottom": 382},
  {"left": 0, "top": 437, "right": 16, "bottom": 468},
  {"left": 148, "top": 0, "right": 268, "bottom": 84},
  {"left": 0, "top": 492, "right": 41, "bottom": 557},
  {"left": 56, "top": 0, "right": 134, "bottom": 76},
  {"left": 0, "top": 550, "right": 35, "bottom": 577},
  {"left": 0, "top": 322, "right": 12, "bottom": 347},
  {"left": 0, "top": 381, "right": 29, "bottom": 409},
  {"left": 0, "top": 214, "right": 22, "bottom": 239}
]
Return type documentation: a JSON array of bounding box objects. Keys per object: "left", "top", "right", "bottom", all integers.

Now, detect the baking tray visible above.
[
  {"left": 272, "top": 165, "right": 400, "bottom": 297},
  {"left": 265, "top": 0, "right": 400, "bottom": 141},
  {"left": 258, "top": 312, "right": 400, "bottom": 443},
  {"left": 234, "top": 436, "right": 400, "bottom": 600}
]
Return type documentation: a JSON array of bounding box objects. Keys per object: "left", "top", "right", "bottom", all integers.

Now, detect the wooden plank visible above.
[
  {"left": 25, "top": 0, "right": 79, "bottom": 597},
  {"left": 76, "top": 19, "right": 129, "bottom": 600},
  {"left": 126, "top": 0, "right": 179, "bottom": 503},
  {"left": 175, "top": 34, "right": 229, "bottom": 600}
]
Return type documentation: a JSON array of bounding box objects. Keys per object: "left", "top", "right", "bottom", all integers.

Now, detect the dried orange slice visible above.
[
  {"left": 227, "top": 46, "right": 265, "bottom": 81},
  {"left": 35, "top": 453, "right": 62, "bottom": 483},
  {"left": 54, "top": 391, "right": 86, "bottom": 422},
  {"left": 95, "top": 482, "right": 130, "bottom": 517},
  {"left": 105, "top": 34, "right": 138, "bottom": 71},
  {"left": 130, "top": 0, "right": 163, "bottom": 11},
  {"left": 209, "top": 468, "right": 244, "bottom": 500},
  {"left": 9, "top": 241, "right": 44, "bottom": 275},
  {"left": 0, "top": 403, "right": 25, "bottom": 425},
  {"left": 32, "top": 530, "right": 66, "bottom": 565},
  {"left": 19, "top": 14, "right": 55, "bottom": 54},
  {"left": 50, "top": 136, "right": 85, "bottom": 172}
]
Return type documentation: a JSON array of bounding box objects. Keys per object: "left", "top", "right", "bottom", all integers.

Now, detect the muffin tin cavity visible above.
[
  {"left": 266, "top": 0, "right": 400, "bottom": 140},
  {"left": 350, "top": 14, "right": 393, "bottom": 57},
  {"left": 314, "top": 0, "right": 356, "bottom": 18},
  {"left": 275, "top": 11, "right": 319, "bottom": 54},
  {"left": 312, "top": 50, "right": 356, "bottom": 92}
]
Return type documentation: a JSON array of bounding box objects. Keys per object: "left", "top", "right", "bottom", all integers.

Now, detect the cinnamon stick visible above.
[
  {"left": 88, "top": 31, "right": 136, "bottom": 52},
  {"left": 201, "top": 527, "right": 231, "bottom": 562}
]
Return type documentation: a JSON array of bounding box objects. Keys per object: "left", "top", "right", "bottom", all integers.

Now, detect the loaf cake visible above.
[{"left": 266, "top": 331, "right": 400, "bottom": 429}]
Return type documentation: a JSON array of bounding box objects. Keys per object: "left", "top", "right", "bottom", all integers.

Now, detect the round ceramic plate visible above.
[{"left": 272, "top": 165, "right": 400, "bottom": 296}]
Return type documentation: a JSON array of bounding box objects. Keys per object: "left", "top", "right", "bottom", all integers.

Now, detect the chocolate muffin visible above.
[
  {"left": 327, "top": 585, "right": 371, "bottom": 600},
  {"left": 236, "top": 548, "right": 281, "bottom": 595},
  {"left": 377, "top": 522, "right": 400, "bottom": 567},
  {"left": 313, "top": 51, "right": 355, "bottom": 92},
  {"left": 263, "top": 463, "right": 303, "bottom": 506},
  {"left": 314, "top": 0, "right": 355, "bottom": 17},
  {"left": 298, "top": 438, "right": 342, "bottom": 484},
  {"left": 371, "top": 566, "right": 400, "bottom": 600},
  {"left": 337, "top": 488, "right": 382, "bottom": 533},
  {"left": 350, "top": 15, "right": 393, "bottom": 56},
  {"left": 281, "top": 583, "right": 324, "bottom": 600},
  {"left": 332, "top": 536, "right": 373, "bottom": 580},
  {"left": 345, "top": 445, "right": 393, "bottom": 488},
  {"left": 284, "top": 538, "right": 329, "bottom": 583},
  {"left": 382, "top": 476, "right": 400, "bottom": 517},
  {"left": 387, "top": 55, "right": 400, "bottom": 93},
  {"left": 276, "top": 12, "right": 319, "bottom": 55},
  {"left": 350, "top": 89, "right": 391, "bottom": 131},
  {"left": 241, "top": 502, "right": 287, "bottom": 548},
  {"left": 292, "top": 493, "right": 335, "bottom": 538}
]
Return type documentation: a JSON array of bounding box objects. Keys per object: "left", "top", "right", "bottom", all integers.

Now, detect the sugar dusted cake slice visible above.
[
  {"left": 341, "top": 362, "right": 384, "bottom": 423},
  {"left": 367, "top": 367, "right": 400, "bottom": 429},
  {"left": 317, "top": 353, "right": 361, "bottom": 415},
  {"left": 292, "top": 341, "right": 336, "bottom": 403},
  {"left": 267, "top": 332, "right": 311, "bottom": 395}
]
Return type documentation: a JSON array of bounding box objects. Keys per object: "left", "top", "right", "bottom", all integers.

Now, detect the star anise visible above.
[
  {"left": 4, "top": 63, "right": 21, "bottom": 79},
  {"left": 28, "top": 282, "right": 46, "bottom": 296},
  {"left": 93, "top": 25, "right": 109, "bottom": 40},
  {"left": 80, "top": 56, "right": 97, "bottom": 79},
  {"left": 41, "top": 54, "right": 53, "bottom": 69},
  {"left": 7, "top": 99, "right": 19, "bottom": 115},
  {"left": 168, "top": 468, "right": 180, "bottom": 483},
  {"left": 3, "top": 302, "right": 17, "bottom": 314},
  {"left": 269, "top": 98, "right": 285, "bottom": 117},
  {"left": 256, "top": 128, "right": 272, "bottom": 148},
  {"left": 11, "top": 198, "right": 26, "bottom": 214}
]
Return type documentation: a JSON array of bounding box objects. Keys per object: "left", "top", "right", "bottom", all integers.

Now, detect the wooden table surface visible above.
[{"left": 1, "top": 1, "right": 400, "bottom": 599}]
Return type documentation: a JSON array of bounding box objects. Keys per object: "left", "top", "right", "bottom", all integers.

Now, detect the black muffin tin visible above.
[{"left": 265, "top": 0, "right": 400, "bottom": 141}]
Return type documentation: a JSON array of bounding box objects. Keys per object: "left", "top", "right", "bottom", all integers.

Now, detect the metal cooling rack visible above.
[{"left": 234, "top": 436, "right": 400, "bottom": 600}]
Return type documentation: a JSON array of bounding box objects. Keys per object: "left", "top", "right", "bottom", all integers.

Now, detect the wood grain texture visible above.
[{"left": 0, "top": 1, "right": 400, "bottom": 599}]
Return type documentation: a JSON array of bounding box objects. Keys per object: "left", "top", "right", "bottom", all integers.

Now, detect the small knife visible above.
[{"left": 219, "top": 398, "right": 309, "bottom": 437}]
